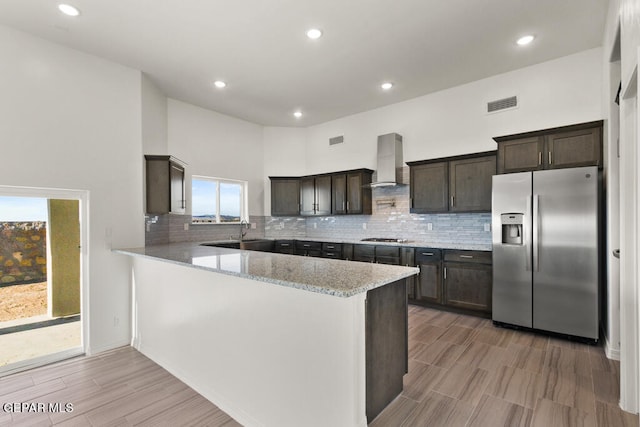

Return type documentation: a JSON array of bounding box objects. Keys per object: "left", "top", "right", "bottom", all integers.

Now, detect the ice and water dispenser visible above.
[{"left": 500, "top": 213, "right": 524, "bottom": 245}]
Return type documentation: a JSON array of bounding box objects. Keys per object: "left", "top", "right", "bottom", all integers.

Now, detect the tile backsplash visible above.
[
  {"left": 264, "top": 184, "right": 491, "bottom": 246},
  {"left": 146, "top": 179, "right": 492, "bottom": 247}
]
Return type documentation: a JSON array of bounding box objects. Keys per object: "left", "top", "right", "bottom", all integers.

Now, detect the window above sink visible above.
[{"left": 192, "top": 175, "right": 248, "bottom": 224}]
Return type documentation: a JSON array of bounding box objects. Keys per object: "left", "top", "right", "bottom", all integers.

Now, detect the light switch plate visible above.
[
  {"left": 484, "top": 223, "right": 491, "bottom": 232},
  {"left": 427, "top": 223, "right": 433, "bottom": 231}
]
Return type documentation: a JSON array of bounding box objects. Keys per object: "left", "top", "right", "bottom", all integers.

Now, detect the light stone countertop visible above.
[
  {"left": 114, "top": 242, "right": 419, "bottom": 298},
  {"left": 285, "top": 237, "right": 492, "bottom": 251}
]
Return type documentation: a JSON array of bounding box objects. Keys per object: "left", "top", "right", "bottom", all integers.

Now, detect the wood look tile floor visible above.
[
  {"left": 371, "top": 305, "right": 638, "bottom": 427},
  {"left": 0, "top": 305, "right": 636, "bottom": 426}
]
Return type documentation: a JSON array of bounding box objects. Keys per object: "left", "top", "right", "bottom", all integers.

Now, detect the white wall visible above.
[
  {"left": 141, "top": 74, "right": 168, "bottom": 154},
  {"left": 0, "top": 25, "right": 144, "bottom": 353},
  {"left": 620, "top": 0, "right": 640, "bottom": 90},
  {"left": 603, "top": 0, "right": 640, "bottom": 413},
  {"left": 262, "top": 48, "right": 603, "bottom": 216},
  {"left": 167, "top": 99, "right": 265, "bottom": 216},
  {"left": 603, "top": 0, "right": 622, "bottom": 363},
  {"left": 262, "top": 127, "right": 307, "bottom": 214},
  {"left": 298, "top": 48, "right": 603, "bottom": 176}
]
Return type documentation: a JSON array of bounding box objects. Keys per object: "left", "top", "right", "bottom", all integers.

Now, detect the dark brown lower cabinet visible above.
[
  {"left": 401, "top": 247, "right": 416, "bottom": 299},
  {"left": 273, "top": 240, "right": 294, "bottom": 254},
  {"left": 353, "top": 244, "right": 376, "bottom": 262},
  {"left": 366, "top": 279, "right": 407, "bottom": 422},
  {"left": 414, "top": 249, "right": 442, "bottom": 304},
  {"left": 442, "top": 250, "right": 492, "bottom": 313}
]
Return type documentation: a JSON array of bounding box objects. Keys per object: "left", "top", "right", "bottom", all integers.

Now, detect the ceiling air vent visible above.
[
  {"left": 487, "top": 96, "right": 518, "bottom": 114},
  {"left": 329, "top": 135, "right": 344, "bottom": 145}
]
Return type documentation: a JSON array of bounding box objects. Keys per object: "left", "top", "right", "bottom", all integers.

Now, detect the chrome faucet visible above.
[{"left": 239, "top": 219, "right": 250, "bottom": 241}]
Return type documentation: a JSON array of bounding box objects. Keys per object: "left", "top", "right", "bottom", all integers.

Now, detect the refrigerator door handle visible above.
[
  {"left": 524, "top": 195, "right": 532, "bottom": 271},
  {"left": 533, "top": 194, "right": 540, "bottom": 272}
]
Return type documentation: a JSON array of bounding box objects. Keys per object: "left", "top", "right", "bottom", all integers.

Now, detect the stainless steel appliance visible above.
[{"left": 492, "top": 166, "right": 600, "bottom": 341}]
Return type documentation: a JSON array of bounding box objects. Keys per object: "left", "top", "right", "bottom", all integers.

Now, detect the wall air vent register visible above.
[
  {"left": 487, "top": 96, "right": 518, "bottom": 113},
  {"left": 329, "top": 135, "right": 344, "bottom": 145}
]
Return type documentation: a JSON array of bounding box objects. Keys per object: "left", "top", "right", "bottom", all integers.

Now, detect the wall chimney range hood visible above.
[{"left": 370, "top": 133, "right": 404, "bottom": 187}]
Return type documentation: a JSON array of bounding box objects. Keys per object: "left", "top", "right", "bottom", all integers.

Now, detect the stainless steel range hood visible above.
[{"left": 370, "top": 133, "right": 404, "bottom": 187}]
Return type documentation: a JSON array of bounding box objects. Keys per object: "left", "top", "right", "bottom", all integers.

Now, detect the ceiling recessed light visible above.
[
  {"left": 306, "top": 28, "right": 323, "bottom": 40},
  {"left": 213, "top": 80, "right": 226, "bottom": 89},
  {"left": 58, "top": 4, "right": 80, "bottom": 16},
  {"left": 293, "top": 111, "right": 303, "bottom": 118},
  {"left": 381, "top": 82, "right": 393, "bottom": 90},
  {"left": 517, "top": 35, "right": 535, "bottom": 46}
]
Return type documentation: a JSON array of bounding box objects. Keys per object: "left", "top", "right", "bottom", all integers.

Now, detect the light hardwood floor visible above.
[{"left": 0, "top": 305, "right": 636, "bottom": 426}]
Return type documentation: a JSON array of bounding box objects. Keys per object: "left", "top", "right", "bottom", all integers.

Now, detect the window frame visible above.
[{"left": 191, "top": 175, "right": 248, "bottom": 225}]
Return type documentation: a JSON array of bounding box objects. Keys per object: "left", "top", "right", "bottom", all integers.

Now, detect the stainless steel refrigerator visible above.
[{"left": 492, "top": 166, "right": 600, "bottom": 341}]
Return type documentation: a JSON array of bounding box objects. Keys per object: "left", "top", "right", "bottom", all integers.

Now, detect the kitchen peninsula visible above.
[{"left": 115, "top": 242, "right": 418, "bottom": 427}]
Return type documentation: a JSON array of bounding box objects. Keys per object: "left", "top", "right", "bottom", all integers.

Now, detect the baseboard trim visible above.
[{"left": 604, "top": 333, "right": 621, "bottom": 360}]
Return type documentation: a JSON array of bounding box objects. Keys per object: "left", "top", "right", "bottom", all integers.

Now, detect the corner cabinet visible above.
[
  {"left": 270, "top": 168, "right": 373, "bottom": 217},
  {"left": 145, "top": 155, "right": 186, "bottom": 215},
  {"left": 269, "top": 178, "right": 300, "bottom": 216},
  {"left": 300, "top": 175, "right": 332, "bottom": 216},
  {"left": 408, "top": 152, "right": 496, "bottom": 213},
  {"left": 495, "top": 120, "right": 603, "bottom": 174},
  {"left": 332, "top": 169, "right": 373, "bottom": 215}
]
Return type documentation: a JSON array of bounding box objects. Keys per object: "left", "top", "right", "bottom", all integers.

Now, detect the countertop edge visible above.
[{"left": 113, "top": 247, "right": 419, "bottom": 298}]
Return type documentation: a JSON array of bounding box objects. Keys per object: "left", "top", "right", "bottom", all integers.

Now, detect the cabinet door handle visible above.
[
  {"left": 460, "top": 255, "right": 473, "bottom": 259},
  {"left": 281, "top": 243, "right": 290, "bottom": 247},
  {"left": 346, "top": 201, "right": 350, "bottom": 211},
  {"left": 444, "top": 267, "right": 447, "bottom": 279},
  {"left": 421, "top": 252, "right": 434, "bottom": 256},
  {"left": 548, "top": 151, "right": 552, "bottom": 165},
  {"left": 342, "top": 202, "right": 345, "bottom": 211},
  {"left": 303, "top": 244, "right": 311, "bottom": 248},
  {"left": 451, "top": 196, "right": 455, "bottom": 207},
  {"left": 538, "top": 152, "right": 542, "bottom": 166},
  {"left": 327, "top": 245, "right": 335, "bottom": 249}
]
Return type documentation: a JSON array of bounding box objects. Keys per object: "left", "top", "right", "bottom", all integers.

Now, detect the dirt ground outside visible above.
[{"left": 0, "top": 282, "right": 47, "bottom": 322}]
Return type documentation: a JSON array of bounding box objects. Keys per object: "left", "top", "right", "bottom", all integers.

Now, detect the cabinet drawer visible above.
[
  {"left": 322, "top": 242, "right": 342, "bottom": 252},
  {"left": 415, "top": 248, "right": 442, "bottom": 263},
  {"left": 322, "top": 251, "right": 342, "bottom": 259},
  {"left": 444, "top": 250, "right": 491, "bottom": 265},
  {"left": 274, "top": 240, "right": 294, "bottom": 254},
  {"left": 295, "top": 240, "right": 322, "bottom": 251},
  {"left": 322, "top": 242, "right": 342, "bottom": 259}
]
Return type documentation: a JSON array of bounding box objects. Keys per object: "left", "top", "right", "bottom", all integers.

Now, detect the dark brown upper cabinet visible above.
[
  {"left": 449, "top": 155, "right": 495, "bottom": 212},
  {"left": 494, "top": 120, "right": 603, "bottom": 174},
  {"left": 145, "top": 155, "right": 186, "bottom": 215},
  {"left": 270, "top": 168, "right": 372, "bottom": 217},
  {"left": 409, "top": 162, "right": 449, "bottom": 213},
  {"left": 300, "top": 175, "right": 332, "bottom": 216},
  {"left": 331, "top": 169, "right": 373, "bottom": 215},
  {"left": 408, "top": 152, "right": 496, "bottom": 213},
  {"left": 270, "top": 177, "right": 300, "bottom": 216}
]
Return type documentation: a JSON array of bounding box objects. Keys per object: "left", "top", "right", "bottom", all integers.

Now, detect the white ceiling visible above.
[{"left": 0, "top": 0, "right": 608, "bottom": 127}]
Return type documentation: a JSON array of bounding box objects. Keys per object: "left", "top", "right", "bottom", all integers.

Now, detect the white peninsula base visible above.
[{"left": 132, "top": 256, "right": 370, "bottom": 427}]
